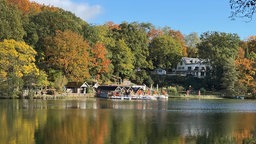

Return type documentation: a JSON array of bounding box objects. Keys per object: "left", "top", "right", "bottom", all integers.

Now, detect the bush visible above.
[
  {"left": 200, "top": 87, "right": 207, "bottom": 95},
  {"left": 168, "top": 86, "right": 178, "bottom": 96}
]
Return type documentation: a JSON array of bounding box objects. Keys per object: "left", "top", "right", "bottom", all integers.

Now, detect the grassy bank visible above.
[{"left": 169, "top": 94, "right": 223, "bottom": 99}]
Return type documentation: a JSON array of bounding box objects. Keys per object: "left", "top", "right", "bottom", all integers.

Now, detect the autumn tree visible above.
[
  {"left": 0, "top": 39, "right": 39, "bottom": 97},
  {"left": 7, "top": 0, "right": 31, "bottom": 14},
  {"left": 90, "top": 42, "right": 111, "bottom": 81},
  {"left": 7, "top": 0, "right": 55, "bottom": 15},
  {"left": 28, "top": 9, "right": 87, "bottom": 65},
  {"left": 44, "top": 30, "right": 90, "bottom": 82},
  {"left": 235, "top": 48, "right": 256, "bottom": 95},
  {"left": 246, "top": 36, "right": 256, "bottom": 58},
  {"left": 147, "top": 28, "right": 164, "bottom": 40},
  {"left": 168, "top": 29, "right": 188, "bottom": 56}
]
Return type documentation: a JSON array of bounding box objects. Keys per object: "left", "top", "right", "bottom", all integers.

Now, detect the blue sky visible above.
[{"left": 30, "top": 0, "right": 256, "bottom": 39}]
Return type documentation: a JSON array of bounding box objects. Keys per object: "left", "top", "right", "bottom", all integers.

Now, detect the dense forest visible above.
[{"left": 0, "top": 0, "right": 256, "bottom": 97}]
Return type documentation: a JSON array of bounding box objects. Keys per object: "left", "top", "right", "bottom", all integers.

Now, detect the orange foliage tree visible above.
[
  {"left": 44, "top": 30, "right": 90, "bottom": 82},
  {"left": 105, "top": 21, "right": 120, "bottom": 30},
  {"left": 7, "top": 0, "right": 31, "bottom": 14},
  {"left": 235, "top": 47, "right": 256, "bottom": 94},
  {"left": 90, "top": 42, "right": 111, "bottom": 80},
  {"left": 168, "top": 30, "right": 188, "bottom": 56},
  {"left": 147, "top": 28, "right": 164, "bottom": 40},
  {"left": 7, "top": 0, "right": 57, "bottom": 14}
]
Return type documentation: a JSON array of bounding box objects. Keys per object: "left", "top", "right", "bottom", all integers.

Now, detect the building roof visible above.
[
  {"left": 65, "top": 82, "right": 83, "bottom": 88},
  {"left": 65, "top": 82, "right": 90, "bottom": 88},
  {"left": 97, "top": 85, "right": 120, "bottom": 91},
  {"left": 182, "top": 57, "right": 201, "bottom": 65}
]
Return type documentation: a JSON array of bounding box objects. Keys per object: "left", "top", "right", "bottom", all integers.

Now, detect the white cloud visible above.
[{"left": 29, "top": 0, "right": 102, "bottom": 21}]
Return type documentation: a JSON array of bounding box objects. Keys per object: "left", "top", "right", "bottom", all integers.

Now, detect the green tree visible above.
[
  {"left": 130, "top": 70, "right": 154, "bottom": 86},
  {"left": 113, "top": 22, "right": 151, "bottom": 69},
  {"left": 198, "top": 32, "right": 240, "bottom": 94},
  {"left": 0, "top": 0, "right": 25, "bottom": 41},
  {"left": 36, "top": 70, "right": 49, "bottom": 89},
  {"left": 110, "top": 39, "right": 134, "bottom": 79},
  {"left": 83, "top": 24, "right": 115, "bottom": 47},
  {"left": 221, "top": 58, "right": 238, "bottom": 95},
  {"left": 247, "top": 36, "right": 256, "bottom": 57},
  {"left": 184, "top": 32, "right": 201, "bottom": 57},
  {"left": 149, "top": 35, "right": 183, "bottom": 70}
]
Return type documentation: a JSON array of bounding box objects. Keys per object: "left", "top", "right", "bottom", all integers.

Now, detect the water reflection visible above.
[{"left": 0, "top": 99, "right": 256, "bottom": 144}]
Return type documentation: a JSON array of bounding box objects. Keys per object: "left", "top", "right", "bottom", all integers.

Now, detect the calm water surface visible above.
[{"left": 1, "top": 98, "right": 256, "bottom": 144}]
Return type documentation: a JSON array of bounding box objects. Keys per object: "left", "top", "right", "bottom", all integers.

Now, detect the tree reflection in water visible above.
[{"left": 0, "top": 99, "right": 256, "bottom": 144}]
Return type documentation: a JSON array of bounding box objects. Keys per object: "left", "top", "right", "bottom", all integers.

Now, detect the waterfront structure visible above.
[{"left": 65, "top": 82, "right": 89, "bottom": 94}]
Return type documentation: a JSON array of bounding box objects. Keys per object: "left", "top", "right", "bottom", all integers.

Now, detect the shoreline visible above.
[
  {"left": 169, "top": 94, "right": 223, "bottom": 99},
  {"left": 0, "top": 94, "right": 251, "bottom": 100}
]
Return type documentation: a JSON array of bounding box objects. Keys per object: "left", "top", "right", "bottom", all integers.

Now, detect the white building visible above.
[
  {"left": 173, "top": 57, "right": 210, "bottom": 78},
  {"left": 152, "top": 68, "right": 167, "bottom": 75}
]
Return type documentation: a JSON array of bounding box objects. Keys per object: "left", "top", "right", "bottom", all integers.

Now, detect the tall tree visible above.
[
  {"left": 0, "top": 39, "right": 39, "bottom": 97},
  {"left": 149, "top": 35, "right": 183, "bottom": 70},
  {"left": 247, "top": 36, "right": 256, "bottom": 57},
  {"left": 235, "top": 51, "right": 256, "bottom": 94},
  {"left": 168, "top": 29, "right": 188, "bottom": 56},
  {"left": 110, "top": 39, "right": 134, "bottom": 79},
  {"left": 113, "top": 22, "right": 150, "bottom": 69},
  {"left": 83, "top": 24, "right": 115, "bottom": 47},
  {"left": 28, "top": 9, "right": 88, "bottom": 66},
  {"left": 0, "top": 0, "right": 25, "bottom": 41},
  {"left": 184, "top": 32, "right": 201, "bottom": 57},
  {"left": 90, "top": 42, "right": 111, "bottom": 81},
  {"left": 44, "top": 30, "right": 90, "bottom": 82},
  {"left": 198, "top": 32, "right": 240, "bottom": 94}
]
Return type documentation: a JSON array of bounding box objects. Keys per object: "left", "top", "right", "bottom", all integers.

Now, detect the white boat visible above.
[
  {"left": 157, "top": 95, "right": 169, "bottom": 100},
  {"left": 140, "top": 95, "right": 157, "bottom": 100}
]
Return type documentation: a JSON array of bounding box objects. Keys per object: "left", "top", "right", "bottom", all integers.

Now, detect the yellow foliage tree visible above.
[{"left": 0, "top": 39, "right": 39, "bottom": 97}]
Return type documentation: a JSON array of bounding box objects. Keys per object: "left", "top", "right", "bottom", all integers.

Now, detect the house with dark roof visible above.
[
  {"left": 173, "top": 57, "right": 211, "bottom": 78},
  {"left": 65, "top": 82, "right": 89, "bottom": 94},
  {"left": 96, "top": 85, "right": 122, "bottom": 98}
]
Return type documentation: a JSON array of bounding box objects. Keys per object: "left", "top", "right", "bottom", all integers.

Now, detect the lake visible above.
[{"left": 0, "top": 98, "right": 256, "bottom": 144}]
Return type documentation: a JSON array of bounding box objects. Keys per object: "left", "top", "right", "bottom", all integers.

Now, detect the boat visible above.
[{"left": 157, "top": 95, "right": 169, "bottom": 100}]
